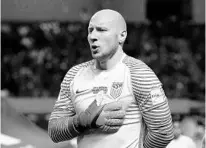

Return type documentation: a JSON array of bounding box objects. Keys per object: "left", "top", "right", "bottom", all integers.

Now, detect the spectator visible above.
[{"left": 167, "top": 121, "right": 196, "bottom": 148}]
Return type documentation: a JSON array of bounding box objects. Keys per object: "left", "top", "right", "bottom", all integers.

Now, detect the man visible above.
[
  {"left": 48, "top": 9, "right": 174, "bottom": 148},
  {"left": 166, "top": 121, "right": 196, "bottom": 148}
]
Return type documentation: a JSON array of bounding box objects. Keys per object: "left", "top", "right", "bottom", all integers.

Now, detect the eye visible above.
[
  {"left": 97, "top": 27, "right": 106, "bottom": 32},
  {"left": 88, "top": 27, "right": 93, "bottom": 33}
]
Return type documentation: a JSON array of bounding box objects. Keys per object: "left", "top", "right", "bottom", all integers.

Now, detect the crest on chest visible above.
[{"left": 110, "top": 82, "right": 124, "bottom": 99}]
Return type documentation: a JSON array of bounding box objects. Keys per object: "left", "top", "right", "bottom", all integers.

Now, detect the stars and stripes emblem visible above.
[{"left": 110, "top": 82, "right": 123, "bottom": 99}]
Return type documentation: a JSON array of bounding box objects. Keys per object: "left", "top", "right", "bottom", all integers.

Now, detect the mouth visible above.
[{"left": 91, "top": 45, "right": 99, "bottom": 53}]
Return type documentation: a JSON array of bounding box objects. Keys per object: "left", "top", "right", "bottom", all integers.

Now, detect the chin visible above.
[{"left": 92, "top": 53, "right": 103, "bottom": 60}]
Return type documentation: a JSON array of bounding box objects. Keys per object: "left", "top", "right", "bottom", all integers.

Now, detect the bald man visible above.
[{"left": 48, "top": 9, "right": 174, "bottom": 148}]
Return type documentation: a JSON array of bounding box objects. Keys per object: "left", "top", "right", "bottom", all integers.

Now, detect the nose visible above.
[{"left": 88, "top": 30, "right": 98, "bottom": 43}]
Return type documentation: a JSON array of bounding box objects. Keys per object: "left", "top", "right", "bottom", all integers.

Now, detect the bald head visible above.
[
  {"left": 87, "top": 9, "right": 127, "bottom": 62},
  {"left": 90, "top": 9, "right": 127, "bottom": 32}
]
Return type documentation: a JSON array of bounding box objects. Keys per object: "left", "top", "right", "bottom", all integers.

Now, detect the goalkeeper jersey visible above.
[{"left": 49, "top": 53, "right": 174, "bottom": 148}]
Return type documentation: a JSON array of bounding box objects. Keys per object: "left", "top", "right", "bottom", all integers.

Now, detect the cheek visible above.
[
  {"left": 103, "top": 36, "right": 118, "bottom": 48},
  {"left": 102, "top": 40, "right": 115, "bottom": 53}
]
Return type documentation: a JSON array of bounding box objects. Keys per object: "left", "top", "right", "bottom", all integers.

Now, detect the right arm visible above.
[
  {"left": 48, "top": 67, "right": 80, "bottom": 143},
  {"left": 48, "top": 64, "right": 127, "bottom": 143}
]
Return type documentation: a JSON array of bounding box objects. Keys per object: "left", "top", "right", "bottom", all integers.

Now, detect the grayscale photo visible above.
[{"left": 1, "top": 0, "right": 205, "bottom": 148}]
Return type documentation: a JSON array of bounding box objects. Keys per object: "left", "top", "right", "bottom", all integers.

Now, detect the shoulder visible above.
[
  {"left": 122, "top": 56, "right": 163, "bottom": 105},
  {"left": 122, "top": 55, "right": 160, "bottom": 85},
  {"left": 180, "top": 135, "right": 194, "bottom": 142},
  {"left": 65, "top": 60, "right": 94, "bottom": 77},
  {"left": 62, "top": 60, "right": 94, "bottom": 85},
  {"left": 122, "top": 55, "right": 148, "bottom": 68},
  {"left": 179, "top": 135, "right": 196, "bottom": 146},
  {"left": 122, "top": 55, "right": 155, "bottom": 75}
]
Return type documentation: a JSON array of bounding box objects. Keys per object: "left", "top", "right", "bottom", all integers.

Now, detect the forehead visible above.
[{"left": 89, "top": 13, "right": 118, "bottom": 28}]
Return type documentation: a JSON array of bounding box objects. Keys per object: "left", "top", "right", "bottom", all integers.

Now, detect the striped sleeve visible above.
[
  {"left": 48, "top": 63, "right": 85, "bottom": 143},
  {"left": 123, "top": 56, "right": 174, "bottom": 148}
]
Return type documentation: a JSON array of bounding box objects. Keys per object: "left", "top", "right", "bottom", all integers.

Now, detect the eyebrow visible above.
[{"left": 88, "top": 24, "right": 108, "bottom": 30}]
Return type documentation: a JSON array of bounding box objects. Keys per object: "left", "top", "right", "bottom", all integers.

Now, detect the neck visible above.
[{"left": 96, "top": 48, "right": 124, "bottom": 70}]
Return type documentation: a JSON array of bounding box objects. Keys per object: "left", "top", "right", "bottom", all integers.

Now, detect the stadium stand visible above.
[{"left": 1, "top": 20, "right": 205, "bottom": 100}]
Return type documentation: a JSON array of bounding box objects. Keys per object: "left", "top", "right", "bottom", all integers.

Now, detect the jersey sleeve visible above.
[
  {"left": 138, "top": 84, "right": 174, "bottom": 148},
  {"left": 124, "top": 57, "right": 174, "bottom": 148},
  {"left": 48, "top": 65, "right": 82, "bottom": 143}
]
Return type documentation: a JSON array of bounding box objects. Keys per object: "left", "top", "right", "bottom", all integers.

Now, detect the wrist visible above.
[{"left": 73, "top": 115, "right": 86, "bottom": 133}]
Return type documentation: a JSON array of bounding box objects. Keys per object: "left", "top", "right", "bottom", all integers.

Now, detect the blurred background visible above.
[{"left": 1, "top": 0, "right": 205, "bottom": 148}]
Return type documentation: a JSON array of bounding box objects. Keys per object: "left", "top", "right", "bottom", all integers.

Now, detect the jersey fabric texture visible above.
[{"left": 48, "top": 53, "right": 174, "bottom": 148}]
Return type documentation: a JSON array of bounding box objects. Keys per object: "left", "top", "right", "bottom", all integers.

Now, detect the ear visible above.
[{"left": 119, "top": 30, "right": 127, "bottom": 44}]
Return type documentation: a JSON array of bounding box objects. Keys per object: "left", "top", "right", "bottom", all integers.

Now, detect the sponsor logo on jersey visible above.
[
  {"left": 76, "top": 89, "right": 89, "bottom": 94},
  {"left": 92, "top": 86, "right": 108, "bottom": 94},
  {"left": 150, "top": 86, "right": 166, "bottom": 105},
  {"left": 110, "top": 82, "right": 123, "bottom": 99}
]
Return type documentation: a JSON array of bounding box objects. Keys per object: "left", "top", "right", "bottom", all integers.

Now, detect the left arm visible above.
[
  {"left": 132, "top": 68, "right": 174, "bottom": 148},
  {"left": 140, "top": 86, "right": 174, "bottom": 148}
]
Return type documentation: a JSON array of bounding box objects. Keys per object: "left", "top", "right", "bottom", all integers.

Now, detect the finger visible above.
[
  {"left": 100, "top": 125, "right": 121, "bottom": 133},
  {"left": 105, "top": 110, "right": 126, "bottom": 119},
  {"left": 105, "top": 119, "right": 124, "bottom": 126},
  {"left": 103, "top": 102, "right": 123, "bottom": 111}
]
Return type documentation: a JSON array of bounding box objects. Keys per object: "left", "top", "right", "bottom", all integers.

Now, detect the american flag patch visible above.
[{"left": 110, "top": 82, "right": 123, "bottom": 99}]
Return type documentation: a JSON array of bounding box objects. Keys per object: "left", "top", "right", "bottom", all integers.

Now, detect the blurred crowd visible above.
[
  {"left": 166, "top": 114, "right": 205, "bottom": 148},
  {"left": 1, "top": 18, "right": 205, "bottom": 148},
  {"left": 1, "top": 18, "right": 205, "bottom": 100}
]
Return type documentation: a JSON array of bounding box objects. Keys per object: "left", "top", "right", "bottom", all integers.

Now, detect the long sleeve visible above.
[
  {"left": 123, "top": 56, "right": 174, "bottom": 148},
  {"left": 139, "top": 86, "right": 174, "bottom": 148},
  {"left": 48, "top": 65, "right": 81, "bottom": 143}
]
